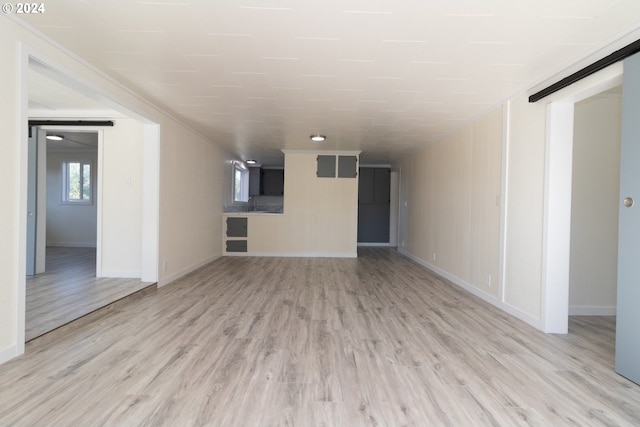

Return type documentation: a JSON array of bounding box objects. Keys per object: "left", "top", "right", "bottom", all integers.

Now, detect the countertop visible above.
[{"left": 223, "top": 211, "right": 283, "bottom": 216}]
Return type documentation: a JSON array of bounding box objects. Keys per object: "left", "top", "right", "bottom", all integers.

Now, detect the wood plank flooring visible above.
[
  {"left": 26, "top": 246, "right": 154, "bottom": 341},
  {"left": 3, "top": 247, "right": 639, "bottom": 426}
]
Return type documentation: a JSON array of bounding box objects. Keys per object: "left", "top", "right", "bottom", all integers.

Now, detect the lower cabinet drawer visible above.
[{"left": 226, "top": 240, "right": 247, "bottom": 252}]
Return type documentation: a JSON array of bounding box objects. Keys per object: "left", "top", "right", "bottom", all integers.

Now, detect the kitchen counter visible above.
[
  {"left": 224, "top": 196, "right": 283, "bottom": 215},
  {"left": 223, "top": 211, "right": 283, "bottom": 216}
]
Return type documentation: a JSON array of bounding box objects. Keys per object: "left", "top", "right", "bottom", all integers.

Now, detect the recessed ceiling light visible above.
[
  {"left": 310, "top": 134, "right": 326, "bottom": 142},
  {"left": 46, "top": 134, "right": 64, "bottom": 141},
  {"left": 246, "top": 159, "right": 257, "bottom": 164}
]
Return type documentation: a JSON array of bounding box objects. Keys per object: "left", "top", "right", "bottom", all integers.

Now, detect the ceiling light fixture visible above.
[
  {"left": 246, "top": 159, "right": 257, "bottom": 164},
  {"left": 46, "top": 134, "right": 64, "bottom": 141},
  {"left": 310, "top": 134, "right": 326, "bottom": 142}
]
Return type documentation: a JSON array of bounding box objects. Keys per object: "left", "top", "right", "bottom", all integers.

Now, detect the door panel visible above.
[
  {"left": 373, "top": 168, "right": 390, "bottom": 204},
  {"left": 26, "top": 129, "right": 37, "bottom": 276},
  {"left": 616, "top": 53, "right": 640, "bottom": 385},
  {"left": 358, "top": 167, "right": 390, "bottom": 243}
]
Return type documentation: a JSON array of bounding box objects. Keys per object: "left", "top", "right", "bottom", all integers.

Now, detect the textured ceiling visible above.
[
  {"left": 17, "top": 0, "right": 640, "bottom": 165},
  {"left": 43, "top": 131, "right": 99, "bottom": 151}
]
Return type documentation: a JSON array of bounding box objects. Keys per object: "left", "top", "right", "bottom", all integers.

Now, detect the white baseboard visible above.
[
  {"left": 99, "top": 270, "right": 141, "bottom": 279},
  {"left": 398, "top": 248, "right": 544, "bottom": 331},
  {"left": 569, "top": 306, "right": 616, "bottom": 316},
  {"left": 224, "top": 251, "right": 358, "bottom": 258},
  {"left": 47, "top": 242, "right": 97, "bottom": 248},
  {"left": 0, "top": 345, "right": 18, "bottom": 365},
  {"left": 158, "top": 254, "right": 222, "bottom": 287}
]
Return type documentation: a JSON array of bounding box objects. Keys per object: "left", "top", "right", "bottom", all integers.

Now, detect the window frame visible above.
[
  {"left": 61, "top": 159, "right": 93, "bottom": 205},
  {"left": 233, "top": 161, "right": 249, "bottom": 203}
]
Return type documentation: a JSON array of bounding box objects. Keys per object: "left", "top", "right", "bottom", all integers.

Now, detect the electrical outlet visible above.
[
  {"left": 432, "top": 252, "right": 436, "bottom": 262},
  {"left": 401, "top": 240, "right": 405, "bottom": 247},
  {"left": 487, "top": 274, "right": 492, "bottom": 287},
  {"left": 163, "top": 260, "right": 168, "bottom": 272}
]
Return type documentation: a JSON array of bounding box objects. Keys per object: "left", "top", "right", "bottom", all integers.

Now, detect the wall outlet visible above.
[
  {"left": 487, "top": 274, "right": 492, "bottom": 287},
  {"left": 432, "top": 252, "right": 437, "bottom": 262},
  {"left": 163, "top": 260, "right": 168, "bottom": 272},
  {"left": 401, "top": 240, "right": 405, "bottom": 247}
]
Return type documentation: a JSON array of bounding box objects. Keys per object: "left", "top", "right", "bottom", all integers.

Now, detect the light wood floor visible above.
[
  {"left": 3, "top": 248, "right": 639, "bottom": 426},
  {"left": 25, "top": 246, "right": 154, "bottom": 341}
]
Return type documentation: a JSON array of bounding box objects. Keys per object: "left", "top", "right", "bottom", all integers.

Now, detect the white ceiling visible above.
[
  {"left": 44, "top": 131, "right": 99, "bottom": 151},
  {"left": 17, "top": 0, "right": 640, "bottom": 165},
  {"left": 29, "top": 69, "right": 120, "bottom": 117}
]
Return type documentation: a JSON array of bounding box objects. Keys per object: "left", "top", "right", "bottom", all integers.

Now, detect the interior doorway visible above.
[
  {"left": 358, "top": 166, "right": 391, "bottom": 244},
  {"left": 24, "top": 128, "right": 154, "bottom": 341},
  {"left": 19, "top": 53, "right": 161, "bottom": 347},
  {"left": 568, "top": 87, "right": 622, "bottom": 317},
  {"left": 541, "top": 62, "right": 623, "bottom": 334},
  {"left": 357, "top": 166, "right": 400, "bottom": 247}
]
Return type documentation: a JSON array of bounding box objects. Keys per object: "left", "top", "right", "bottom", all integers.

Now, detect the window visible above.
[
  {"left": 233, "top": 161, "right": 249, "bottom": 202},
  {"left": 62, "top": 160, "right": 92, "bottom": 204}
]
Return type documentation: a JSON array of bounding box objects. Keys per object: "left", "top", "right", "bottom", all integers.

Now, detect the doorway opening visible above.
[
  {"left": 357, "top": 165, "right": 399, "bottom": 247},
  {"left": 569, "top": 87, "right": 622, "bottom": 318},
  {"left": 565, "top": 86, "right": 622, "bottom": 363},
  {"left": 18, "top": 52, "right": 160, "bottom": 349},
  {"left": 541, "top": 62, "right": 622, "bottom": 334},
  {"left": 25, "top": 129, "right": 154, "bottom": 341}
]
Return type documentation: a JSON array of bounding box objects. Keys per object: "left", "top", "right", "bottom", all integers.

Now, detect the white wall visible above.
[
  {"left": 569, "top": 93, "right": 622, "bottom": 315},
  {"left": 398, "top": 98, "right": 551, "bottom": 329},
  {"left": 397, "top": 75, "right": 623, "bottom": 331},
  {"left": 399, "top": 107, "right": 502, "bottom": 299},
  {"left": 46, "top": 149, "right": 98, "bottom": 248},
  {"left": 158, "top": 121, "right": 231, "bottom": 285},
  {"left": 503, "top": 95, "right": 548, "bottom": 326},
  {"left": 100, "top": 119, "right": 144, "bottom": 277},
  {"left": 0, "top": 15, "right": 230, "bottom": 363},
  {"left": 0, "top": 17, "right": 28, "bottom": 361}
]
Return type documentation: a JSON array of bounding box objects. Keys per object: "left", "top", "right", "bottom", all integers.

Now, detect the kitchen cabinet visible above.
[
  {"left": 226, "top": 217, "right": 247, "bottom": 237},
  {"left": 316, "top": 155, "right": 358, "bottom": 178},
  {"left": 261, "top": 169, "right": 284, "bottom": 195},
  {"left": 338, "top": 156, "right": 358, "bottom": 178},
  {"left": 226, "top": 217, "right": 247, "bottom": 252},
  {"left": 226, "top": 240, "right": 247, "bottom": 252},
  {"left": 317, "top": 155, "right": 336, "bottom": 177},
  {"left": 249, "top": 167, "right": 261, "bottom": 196}
]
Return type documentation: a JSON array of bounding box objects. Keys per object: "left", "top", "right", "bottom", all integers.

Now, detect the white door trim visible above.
[{"left": 541, "top": 63, "right": 623, "bottom": 333}]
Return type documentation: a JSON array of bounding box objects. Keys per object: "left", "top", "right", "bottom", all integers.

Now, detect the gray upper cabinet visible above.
[
  {"left": 338, "top": 156, "right": 358, "bottom": 178},
  {"left": 249, "top": 167, "right": 261, "bottom": 196},
  {"left": 317, "top": 155, "right": 358, "bottom": 178},
  {"left": 262, "top": 169, "right": 284, "bottom": 195},
  {"left": 317, "top": 155, "right": 336, "bottom": 177}
]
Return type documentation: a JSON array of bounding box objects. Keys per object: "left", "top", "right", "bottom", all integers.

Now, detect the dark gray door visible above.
[
  {"left": 358, "top": 167, "right": 390, "bottom": 243},
  {"left": 616, "top": 52, "right": 640, "bottom": 385}
]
